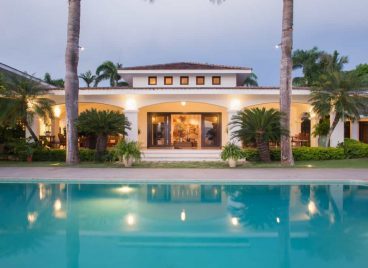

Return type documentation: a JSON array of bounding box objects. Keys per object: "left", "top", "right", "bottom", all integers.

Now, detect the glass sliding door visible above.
[
  {"left": 148, "top": 113, "right": 171, "bottom": 147},
  {"left": 201, "top": 113, "right": 221, "bottom": 148}
]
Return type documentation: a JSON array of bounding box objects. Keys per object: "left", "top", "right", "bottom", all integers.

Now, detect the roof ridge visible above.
[{"left": 119, "top": 62, "right": 251, "bottom": 70}]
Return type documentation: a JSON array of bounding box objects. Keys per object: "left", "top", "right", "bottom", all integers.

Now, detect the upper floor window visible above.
[
  {"left": 196, "top": 76, "right": 205, "bottom": 85},
  {"left": 148, "top": 76, "right": 157, "bottom": 85},
  {"left": 212, "top": 76, "right": 221, "bottom": 85},
  {"left": 164, "top": 76, "right": 173, "bottom": 85},
  {"left": 180, "top": 76, "right": 189, "bottom": 85}
]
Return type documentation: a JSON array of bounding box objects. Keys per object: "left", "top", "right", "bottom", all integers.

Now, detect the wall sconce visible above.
[
  {"left": 125, "top": 98, "right": 137, "bottom": 111},
  {"left": 229, "top": 99, "right": 241, "bottom": 111},
  {"left": 54, "top": 106, "right": 61, "bottom": 118}
]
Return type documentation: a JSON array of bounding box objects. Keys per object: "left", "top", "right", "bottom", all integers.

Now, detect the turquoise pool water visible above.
[{"left": 0, "top": 182, "right": 367, "bottom": 268}]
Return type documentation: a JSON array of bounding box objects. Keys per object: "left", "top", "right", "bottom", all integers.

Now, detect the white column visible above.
[
  {"left": 330, "top": 113, "right": 344, "bottom": 147},
  {"left": 351, "top": 120, "right": 360, "bottom": 141},
  {"left": 227, "top": 109, "right": 241, "bottom": 146},
  {"left": 125, "top": 110, "right": 139, "bottom": 142},
  {"left": 26, "top": 115, "right": 40, "bottom": 141},
  {"left": 310, "top": 116, "right": 318, "bottom": 147}
]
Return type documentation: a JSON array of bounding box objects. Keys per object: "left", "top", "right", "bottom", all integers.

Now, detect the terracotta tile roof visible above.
[{"left": 119, "top": 62, "right": 252, "bottom": 71}]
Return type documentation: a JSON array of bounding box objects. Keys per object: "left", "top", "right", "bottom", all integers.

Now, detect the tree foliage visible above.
[
  {"left": 44, "top": 73, "right": 65, "bottom": 87},
  {"left": 0, "top": 76, "right": 55, "bottom": 142}
]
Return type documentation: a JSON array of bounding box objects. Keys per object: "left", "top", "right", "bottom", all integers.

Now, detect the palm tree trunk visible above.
[
  {"left": 256, "top": 137, "right": 271, "bottom": 162},
  {"left": 95, "top": 134, "right": 108, "bottom": 160},
  {"left": 23, "top": 119, "right": 38, "bottom": 142},
  {"left": 65, "top": 0, "right": 81, "bottom": 164},
  {"left": 325, "top": 114, "right": 341, "bottom": 147},
  {"left": 279, "top": 0, "right": 294, "bottom": 166}
]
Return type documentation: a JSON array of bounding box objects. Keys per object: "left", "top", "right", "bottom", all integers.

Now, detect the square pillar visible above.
[
  {"left": 125, "top": 110, "right": 139, "bottom": 142},
  {"left": 227, "top": 109, "right": 241, "bottom": 146},
  {"left": 330, "top": 113, "right": 344, "bottom": 147},
  {"left": 310, "top": 116, "right": 318, "bottom": 147},
  {"left": 351, "top": 120, "right": 360, "bottom": 141}
]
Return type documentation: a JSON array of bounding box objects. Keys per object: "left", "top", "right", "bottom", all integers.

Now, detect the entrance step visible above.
[{"left": 142, "top": 149, "right": 222, "bottom": 162}]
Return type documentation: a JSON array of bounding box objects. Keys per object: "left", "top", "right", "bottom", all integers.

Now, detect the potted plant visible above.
[
  {"left": 113, "top": 140, "right": 142, "bottom": 167},
  {"left": 312, "top": 119, "right": 330, "bottom": 147},
  {"left": 221, "top": 143, "right": 243, "bottom": 168}
]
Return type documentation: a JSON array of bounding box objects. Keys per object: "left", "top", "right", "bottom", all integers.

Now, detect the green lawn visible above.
[{"left": 0, "top": 158, "right": 367, "bottom": 168}]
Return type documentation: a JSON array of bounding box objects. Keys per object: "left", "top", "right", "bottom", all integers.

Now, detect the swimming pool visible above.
[{"left": 0, "top": 182, "right": 367, "bottom": 268}]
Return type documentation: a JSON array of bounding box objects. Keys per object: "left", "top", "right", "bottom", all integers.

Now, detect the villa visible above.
[{"left": 2, "top": 62, "right": 368, "bottom": 161}]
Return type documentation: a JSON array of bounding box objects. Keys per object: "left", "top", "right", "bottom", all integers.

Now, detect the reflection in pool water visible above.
[{"left": 0, "top": 183, "right": 367, "bottom": 268}]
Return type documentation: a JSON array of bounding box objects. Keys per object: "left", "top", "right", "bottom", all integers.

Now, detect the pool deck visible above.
[{"left": 0, "top": 167, "right": 367, "bottom": 184}]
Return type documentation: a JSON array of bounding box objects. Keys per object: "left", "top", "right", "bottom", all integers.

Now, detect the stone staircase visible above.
[{"left": 142, "top": 149, "right": 222, "bottom": 162}]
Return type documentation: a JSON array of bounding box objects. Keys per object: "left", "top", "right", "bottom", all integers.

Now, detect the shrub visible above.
[
  {"left": 32, "top": 148, "right": 113, "bottom": 162},
  {"left": 221, "top": 143, "right": 243, "bottom": 161},
  {"left": 340, "top": 138, "right": 368, "bottom": 159}
]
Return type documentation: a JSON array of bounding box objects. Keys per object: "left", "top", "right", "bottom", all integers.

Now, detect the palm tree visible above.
[
  {"left": 244, "top": 73, "right": 258, "bottom": 87},
  {"left": 230, "top": 108, "right": 286, "bottom": 162},
  {"left": 79, "top": 70, "right": 96, "bottom": 87},
  {"left": 76, "top": 109, "right": 131, "bottom": 159},
  {"left": 320, "top": 50, "right": 348, "bottom": 73},
  {"left": 292, "top": 47, "right": 324, "bottom": 86},
  {"left": 43, "top": 73, "right": 65, "bottom": 87},
  {"left": 65, "top": 0, "right": 81, "bottom": 164},
  {"left": 95, "top": 61, "right": 123, "bottom": 87},
  {"left": 0, "top": 76, "right": 55, "bottom": 142},
  {"left": 279, "top": 0, "right": 294, "bottom": 166},
  {"left": 310, "top": 71, "right": 368, "bottom": 147}
]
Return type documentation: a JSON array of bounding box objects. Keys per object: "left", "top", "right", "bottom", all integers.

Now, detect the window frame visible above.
[
  {"left": 196, "top": 76, "right": 205, "bottom": 85},
  {"left": 212, "top": 76, "right": 221, "bottom": 85},
  {"left": 180, "top": 76, "right": 189, "bottom": 85},
  {"left": 164, "top": 76, "right": 173, "bottom": 85},
  {"left": 148, "top": 76, "right": 157, "bottom": 85}
]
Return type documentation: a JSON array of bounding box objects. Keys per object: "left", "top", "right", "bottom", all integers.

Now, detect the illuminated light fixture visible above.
[
  {"left": 276, "top": 217, "right": 280, "bottom": 224},
  {"left": 126, "top": 214, "right": 136, "bottom": 226},
  {"left": 54, "top": 199, "right": 62, "bottom": 211},
  {"left": 117, "top": 186, "right": 134, "bottom": 194},
  {"left": 308, "top": 201, "right": 317, "bottom": 215},
  {"left": 307, "top": 164, "right": 313, "bottom": 168},
  {"left": 125, "top": 98, "right": 137, "bottom": 111},
  {"left": 229, "top": 99, "right": 241, "bottom": 111},
  {"left": 151, "top": 188, "right": 156, "bottom": 195},
  {"left": 275, "top": 43, "right": 282, "bottom": 49},
  {"left": 181, "top": 101, "right": 187, "bottom": 107},
  {"left": 78, "top": 46, "right": 85, "bottom": 51},
  {"left": 27, "top": 212, "right": 38, "bottom": 224},
  {"left": 54, "top": 106, "right": 61, "bottom": 118},
  {"left": 231, "top": 217, "right": 239, "bottom": 226},
  {"left": 180, "top": 209, "right": 186, "bottom": 222}
]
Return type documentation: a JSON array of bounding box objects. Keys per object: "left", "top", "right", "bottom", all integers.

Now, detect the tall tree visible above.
[
  {"left": 292, "top": 47, "right": 323, "bottom": 86},
  {"left": 44, "top": 73, "right": 65, "bottom": 87},
  {"left": 79, "top": 70, "right": 96, "bottom": 87},
  {"left": 0, "top": 76, "right": 55, "bottom": 142},
  {"left": 310, "top": 71, "right": 368, "bottom": 147},
  {"left": 279, "top": 0, "right": 294, "bottom": 166},
  {"left": 65, "top": 0, "right": 81, "bottom": 164},
  {"left": 95, "top": 61, "right": 123, "bottom": 87}
]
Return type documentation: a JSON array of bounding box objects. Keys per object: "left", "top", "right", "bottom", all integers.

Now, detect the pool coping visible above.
[{"left": 0, "top": 167, "right": 367, "bottom": 185}]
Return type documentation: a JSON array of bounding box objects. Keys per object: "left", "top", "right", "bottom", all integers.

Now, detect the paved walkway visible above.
[{"left": 0, "top": 167, "right": 367, "bottom": 184}]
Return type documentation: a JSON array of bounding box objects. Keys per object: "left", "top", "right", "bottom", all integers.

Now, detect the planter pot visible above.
[
  {"left": 228, "top": 158, "right": 237, "bottom": 168},
  {"left": 27, "top": 155, "right": 33, "bottom": 163},
  {"left": 318, "top": 136, "right": 328, "bottom": 147},
  {"left": 123, "top": 158, "right": 133, "bottom": 168}
]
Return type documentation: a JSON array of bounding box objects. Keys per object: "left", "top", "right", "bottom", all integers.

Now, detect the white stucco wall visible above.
[{"left": 132, "top": 74, "right": 237, "bottom": 88}]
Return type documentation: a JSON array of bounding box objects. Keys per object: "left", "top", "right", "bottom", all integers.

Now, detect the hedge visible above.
[
  {"left": 33, "top": 148, "right": 103, "bottom": 162},
  {"left": 340, "top": 139, "right": 368, "bottom": 159},
  {"left": 242, "top": 147, "right": 345, "bottom": 162}
]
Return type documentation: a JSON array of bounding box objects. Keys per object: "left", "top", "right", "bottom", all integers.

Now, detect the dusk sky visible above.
[{"left": 1, "top": 0, "right": 367, "bottom": 86}]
